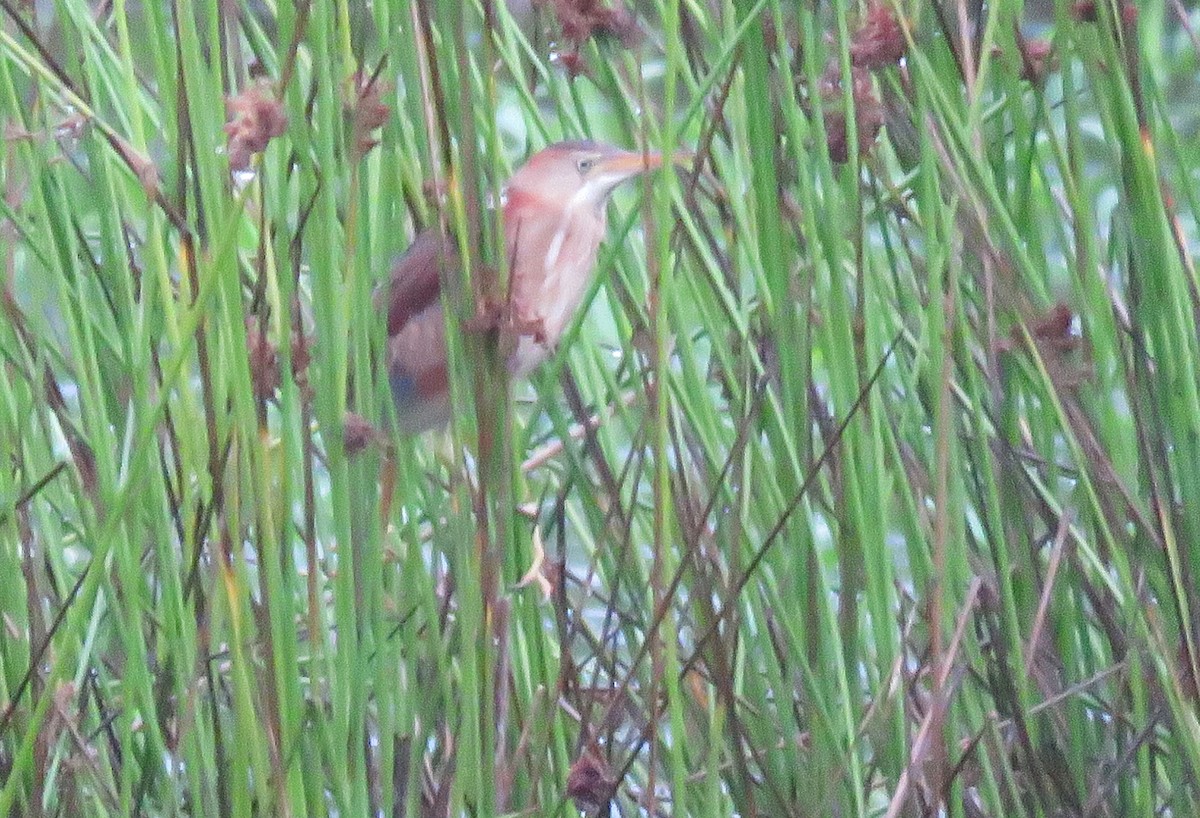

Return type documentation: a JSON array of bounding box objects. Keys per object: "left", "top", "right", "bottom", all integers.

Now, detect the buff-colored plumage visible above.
[{"left": 383, "top": 141, "right": 665, "bottom": 433}]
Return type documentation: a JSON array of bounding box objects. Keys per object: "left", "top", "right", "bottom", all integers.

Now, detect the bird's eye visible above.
[{"left": 576, "top": 157, "right": 595, "bottom": 174}]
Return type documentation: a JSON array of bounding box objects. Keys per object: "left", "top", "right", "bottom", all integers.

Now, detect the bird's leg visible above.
[
  {"left": 505, "top": 313, "right": 549, "bottom": 346},
  {"left": 463, "top": 296, "right": 506, "bottom": 334},
  {"left": 463, "top": 295, "right": 551, "bottom": 369},
  {"left": 466, "top": 300, "right": 549, "bottom": 347}
]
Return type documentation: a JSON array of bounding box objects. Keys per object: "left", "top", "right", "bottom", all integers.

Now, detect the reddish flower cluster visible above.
[
  {"left": 224, "top": 82, "right": 287, "bottom": 171},
  {"left": 245, "top": 316, "right": 311, "bottom": 402},
  {"left": 821, "top": 67, "right": 885, "bottom": 165},
  {"left": 1071, "top": 1, "right": 1098, "bottom": 22},
  {"left": 1071, "top": 1, "right": 1137, "bottom": 25},
  {"left": 544, "top": 0, "right": 641, "bottom": 76},
  {"left": 343, "top": 412, "right": 383, "bottom": 456},
  {"left": 819, "top": 3, "right": 905, "bottom": 164},
  {"left": 566, "top": 749, "right": 618, "bottom": 812},
  {"left": 548, "top": 0, "right": 641, "bottom": 47},
  {"left": 849, "top": 2, "right": 907, "bottom": 70},
  {"left": 1027, "top": 303, "right": 1079, "bottom": 354},
  {"left": 345, "top": 70, "right": 391, "bottom": 161},
  {"left": 1017, "top": 35, "right": 1054, "bottom": 84}
]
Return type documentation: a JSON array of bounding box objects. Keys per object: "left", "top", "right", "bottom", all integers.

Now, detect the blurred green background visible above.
[{"left": 3, "top": 1, "right": 1200, "bottom": 816}]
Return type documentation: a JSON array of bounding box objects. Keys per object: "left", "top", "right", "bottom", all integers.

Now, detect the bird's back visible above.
[{"left": 383, "top": 230, "right": 455, "bottom": 433}]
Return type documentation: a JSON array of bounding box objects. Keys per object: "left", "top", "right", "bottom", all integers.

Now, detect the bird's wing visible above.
[
  {"left": 381, "top": 228, "right": 457, "bottom": 432},
  {"left": 381, "top": 229, "right": 454, "bottom": 337},
  {"left": 387, "top": 304, "right": 451, "bottom": 433}
]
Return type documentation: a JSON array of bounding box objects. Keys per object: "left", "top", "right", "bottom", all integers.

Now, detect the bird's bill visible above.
[
  {"left": 580, "top": 146, "right": 697, "bottom": 203},
  {"left": 596, "top": 148, "right": 693, "bottom": 177}
]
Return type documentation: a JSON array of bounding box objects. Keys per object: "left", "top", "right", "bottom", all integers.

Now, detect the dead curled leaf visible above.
[
  {"left": 109, "top": 133, "right": 160, "bottom": 199},
  {"left": 514, "top": 526, "right": 555, "bottom": 602}
]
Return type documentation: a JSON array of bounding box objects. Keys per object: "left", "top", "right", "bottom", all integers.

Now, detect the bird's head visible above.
[{"left": 506, "top": 140, "right": 679, "bottom": 214}]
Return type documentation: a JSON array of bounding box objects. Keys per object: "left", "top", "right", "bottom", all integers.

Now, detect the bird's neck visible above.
[{"left": 504, "top": 184, "right": 606, "bottom": 221}]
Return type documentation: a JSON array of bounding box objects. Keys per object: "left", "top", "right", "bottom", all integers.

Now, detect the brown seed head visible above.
[
  {"left": 553, "top": 48, "right": 590, "bottom": 78},
  {"left": 224, "top": 81, "right": 287, "bottom": 171},
  {"left": 343, "top": 412, "right": 380, "bottom": 456},
  {"left": 245, "top": 317, "right": 280, "bottom": 401},
  {"left": 290, "top": 327, "right": 311, "bottom": 386},
  {"left": 566, "top": 749, "right": 618, "bottom": 811},
  {"left": 822, "top": 67, "right": 885, "bottom": 164},
  {"left": 1017, "top": 36, "right": 1055, "bottom": 84},
  {"left": 549, "top": 0, "right": 642, "bottom": 48},
  {"left": 850, "top": 2, "right": 907, "bottom": 70},
  {"left": 1071, "top": 1, "right": 1098, "bottom": 22},
  {"left": 345, "top": 70, "right": 391, "bottom": 160}
]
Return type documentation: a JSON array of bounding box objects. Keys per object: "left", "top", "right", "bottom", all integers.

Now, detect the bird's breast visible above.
[{"left": 504, "top": 197, "right": 605, "bottom": 347}]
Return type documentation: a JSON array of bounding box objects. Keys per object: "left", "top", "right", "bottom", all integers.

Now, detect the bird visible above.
[{"left": 381, "top": 140, "right": 672, "bottom": 433}]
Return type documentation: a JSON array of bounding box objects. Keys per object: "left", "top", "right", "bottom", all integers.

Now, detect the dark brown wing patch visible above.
[{"left": 384, "top": 229, "right": 456, "bottom": 336}]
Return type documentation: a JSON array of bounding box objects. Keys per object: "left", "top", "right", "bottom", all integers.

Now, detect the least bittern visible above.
[{"left": 383, "top": 140, "right": 674, "bottom": 433}]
